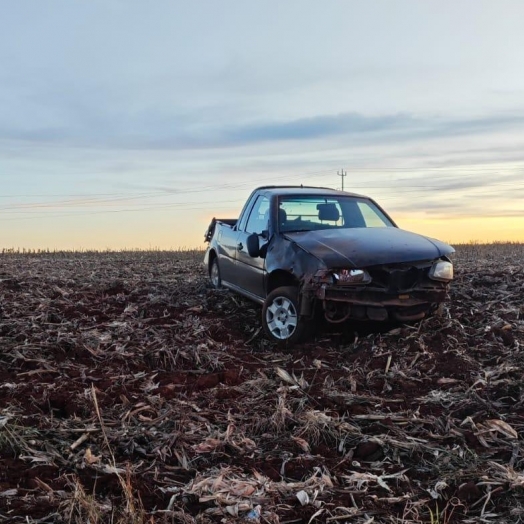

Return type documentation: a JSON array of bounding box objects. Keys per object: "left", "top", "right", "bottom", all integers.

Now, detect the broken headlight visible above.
[
  {"left": 333, "top": 269, "right": 372, "bottom": 285},
  {"left": 429, "top": 260, "right": 453, "bottom": 282}
]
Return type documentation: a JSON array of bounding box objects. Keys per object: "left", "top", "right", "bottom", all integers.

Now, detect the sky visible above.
[{"left": 1, "top": 0, "right": 524, "bottom": 250}]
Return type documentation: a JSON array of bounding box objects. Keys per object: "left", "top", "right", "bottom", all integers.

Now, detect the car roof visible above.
[{"left": 254, "top": 185, "right": 369, "bottom": 199}]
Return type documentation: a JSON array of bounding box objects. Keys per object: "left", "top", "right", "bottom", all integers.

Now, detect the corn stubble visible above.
[{"left": 0, "top": 244, "right": 524, "bottom": 523}]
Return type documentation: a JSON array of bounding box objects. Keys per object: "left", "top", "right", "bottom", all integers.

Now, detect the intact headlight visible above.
[
  {"left": 429, "top": 260, "right": 453, "bottom": 282},
  {"left": 333, "top": 269, "right": 372, "bottom": 285}
]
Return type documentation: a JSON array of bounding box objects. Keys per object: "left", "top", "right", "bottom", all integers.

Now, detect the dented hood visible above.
[{"left": 284, "top": 227, "right": 454, "bottom": 268}]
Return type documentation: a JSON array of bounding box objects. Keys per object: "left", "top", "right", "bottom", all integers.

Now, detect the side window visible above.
[
  {"left": 237, "top": 194, "right": 256, "bottom": 232},
  {"left": 245, "top": 196, "right": 270, "bottom": 234}
]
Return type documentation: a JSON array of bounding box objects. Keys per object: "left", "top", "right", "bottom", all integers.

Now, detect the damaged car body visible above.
[{"left": 204, "top": 186, "right": 454, "bottom": 345}]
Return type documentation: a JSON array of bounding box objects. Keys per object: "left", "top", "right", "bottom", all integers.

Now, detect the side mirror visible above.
[{"left": 246, "top": 233, "right": 260, "bottom": 257}]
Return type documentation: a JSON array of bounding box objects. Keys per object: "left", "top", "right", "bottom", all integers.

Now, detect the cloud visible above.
[
  {"left": 222, "top": 112, "right": 524, "bottom": 147},
  {"left": 3, "top": 105, "right": 524, "bottom": 154},
  {"left": 222, "top": 112, "right": 417, "bottom": 143},
  {"left": 387, "top": 182, "right": 524, "bottom": 219}
]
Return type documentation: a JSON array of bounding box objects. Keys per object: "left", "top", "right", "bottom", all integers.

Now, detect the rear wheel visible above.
[
  {"left": 209, "top": 257, "right": 221, "bottom": 288},
  {"left": 262, "top": 286, "right": 308, "bottom": 345}
]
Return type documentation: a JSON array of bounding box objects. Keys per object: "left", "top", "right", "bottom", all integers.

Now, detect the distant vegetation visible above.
[
  {"left": 1, "top": 241, "right": 523, "bottom": 256},
  {"left": 0, "top": 246, "right": 205, "bottom": 255}
]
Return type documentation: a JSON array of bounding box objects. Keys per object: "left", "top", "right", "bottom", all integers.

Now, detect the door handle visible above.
[{"left": 237, "top": 242, "right": 243, "bottom": 251}]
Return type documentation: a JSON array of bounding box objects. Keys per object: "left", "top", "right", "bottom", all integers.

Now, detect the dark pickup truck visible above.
[{"left": 204, "top": 185, "right": 454, "bottom": 345}]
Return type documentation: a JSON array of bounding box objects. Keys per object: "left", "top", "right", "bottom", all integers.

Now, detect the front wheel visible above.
[{"left": 262, "top": 286, "right": 308, "bottom": 345}]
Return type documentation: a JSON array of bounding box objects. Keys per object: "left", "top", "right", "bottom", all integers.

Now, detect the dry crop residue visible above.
[{"left": 0, "top": 244, "right": 524, "bottom": 523}]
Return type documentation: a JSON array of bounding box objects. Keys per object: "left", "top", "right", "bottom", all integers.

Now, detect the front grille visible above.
[{"left": 368, "top": 265, "right": 426, "bottom": 293}]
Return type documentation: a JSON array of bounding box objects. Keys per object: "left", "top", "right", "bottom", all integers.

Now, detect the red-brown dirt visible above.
[{"left": 0, "top": 244, "right": 523, "bottom": 523}]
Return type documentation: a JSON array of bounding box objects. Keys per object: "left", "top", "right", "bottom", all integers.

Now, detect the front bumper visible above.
[
  {"left": 300, "top": 276, "right": 449, "bottom": 322},
  {"left": 316, "top": 284, "right": 448, "bottom": 307}
]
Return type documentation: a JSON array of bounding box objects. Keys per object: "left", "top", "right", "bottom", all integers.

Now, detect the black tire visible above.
[
  {"left": 209, "top": 257, "right": 222, "bottom": 289},
  {"left": 262, "top": 286, "right": 308, "bottom": 345}
]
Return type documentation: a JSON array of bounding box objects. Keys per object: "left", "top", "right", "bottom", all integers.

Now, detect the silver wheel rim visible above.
[
  {"left": 265, "top": 296, "right": 298, "bottom": 340},
  {"left": 210, "top": 261, "right": 220, "bottom": 287}
]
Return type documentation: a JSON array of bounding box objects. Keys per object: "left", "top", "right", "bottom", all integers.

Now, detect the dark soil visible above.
[{"left": 1, "top": 244, "right": 524, "bottom": 523}]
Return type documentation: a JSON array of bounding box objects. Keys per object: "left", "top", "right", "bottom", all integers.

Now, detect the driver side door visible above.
[{"left": 235, "top": 195, "right": 269, "bottom": 299}]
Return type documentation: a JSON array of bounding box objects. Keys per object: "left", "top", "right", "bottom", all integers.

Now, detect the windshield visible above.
[{"left": 278, "top": 195, "right": 394, "bottom": 232}]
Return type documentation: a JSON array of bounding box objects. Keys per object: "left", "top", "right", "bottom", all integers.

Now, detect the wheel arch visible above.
[
  {"left": 207, "top": 249, "right": 218, "bottom": 273},
  {"left": 266, "top": 269, "right": 299, "bottom": 294}
]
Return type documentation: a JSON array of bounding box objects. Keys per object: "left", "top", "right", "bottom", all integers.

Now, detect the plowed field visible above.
[{"left": 1, "top": 244, "right": 523, "bottom": 523}]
